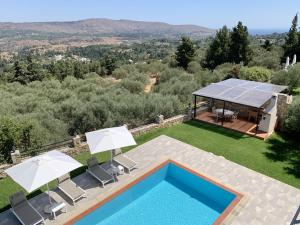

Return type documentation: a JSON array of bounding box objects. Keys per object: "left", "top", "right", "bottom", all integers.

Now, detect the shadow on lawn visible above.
[
  {"left": 265, "top": 133, "right": 300, "bottom": 178},
  {"left": 187, "top": 120, "right": 250, "bottom": 140}
]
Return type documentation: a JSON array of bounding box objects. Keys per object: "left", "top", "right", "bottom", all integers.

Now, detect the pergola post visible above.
[
  {"left": 221, "top": 101, "right": 226, "bottom": 126},
  {"left": 255, "top": 109, "right": 261, "bottom": 134},
  {"left": 193, "top": 95, "right": 197, "bottom": 118}
]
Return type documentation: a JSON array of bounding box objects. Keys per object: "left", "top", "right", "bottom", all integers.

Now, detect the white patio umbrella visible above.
[
  {"left": 85, "top": 126, "right": 137, "bottom": 163},
  {"left": 5, "top": 150, "right": 82, "bottom": 209},
  {"left": 285, "top": 56, "right": 290, "bottom": 69},
  {"left": 292, "top": 54, "right": 297, "bottom": 66}
]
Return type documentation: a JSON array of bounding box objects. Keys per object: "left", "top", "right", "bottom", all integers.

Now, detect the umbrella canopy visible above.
[
  {"left": 292, "top": 54, "right": 297, "bottom": 65},
  {"left": 85, "top": 126, "right": 137, "bottom": 154},
  {"left": 6, "top": 150, "right": 82, "bottom": 193},
  {"left": 285, "top": 56, "right": 290, "bottom": 69}
]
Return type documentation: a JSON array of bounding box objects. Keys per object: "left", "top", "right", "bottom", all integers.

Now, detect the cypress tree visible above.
[
  {"left": 263, "top": 40, "right": 272, "bottom": 51},
  {"left": 205, "top": 26, "right": 231, "bottom": 69},
  {"left": 26, "top": 54, "right": 44, "bottom": 82},
  {"left": 175, "top": 37, "right": 196, "bottom": 69},
  {"left": 229, "top": 21, "right": 252, "bottom": 65},
  {"left": 103, "top": 55, "right": 116, "bottom": 75},
  {"left": 13, "top": 60, "right": 27, "bottom": 84},
  {"left": 284, "top": 14, "right": 299, "bottom": 58}
]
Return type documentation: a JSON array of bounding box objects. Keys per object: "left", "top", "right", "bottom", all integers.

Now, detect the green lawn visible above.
[{"left": 0, "top": 120, "right": 299, "bottom": 212}]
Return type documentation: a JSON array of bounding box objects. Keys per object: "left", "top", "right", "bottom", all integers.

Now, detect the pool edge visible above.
[
  {"left": 169, "top": 160, "right": 244, "bottom": 225},
  {"left": 65, "top": 159, "right": 244, "bottom": 225}
]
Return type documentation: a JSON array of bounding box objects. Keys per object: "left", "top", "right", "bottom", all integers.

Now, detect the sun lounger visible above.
[
  {"left": 57, "top": 174, "right": 86, "bottom": 205},
  {"left": 86, "top": 157, "right": 115, "bottom": 187},
  {"left": 113, "top": 148, "right": 137, "bottom": 173},
  {"left": 9, "top": 191, "right": 44, "bottom": 225}
]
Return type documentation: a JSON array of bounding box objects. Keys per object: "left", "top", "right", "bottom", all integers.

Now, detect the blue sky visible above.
[{"left": 0, "top": 0, "right": 299, "bottom": 29}]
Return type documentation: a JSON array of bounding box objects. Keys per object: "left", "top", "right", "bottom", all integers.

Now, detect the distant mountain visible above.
[
  {"left": 0, "top": 18, "right": 215, "bottom": 38},
  {"left": 0, "top": 19, "right": 215, "bottom": 52}
]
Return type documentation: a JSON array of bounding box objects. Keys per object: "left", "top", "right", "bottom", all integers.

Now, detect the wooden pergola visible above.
[{"left": 192, "top": 79, "right": 287, "bottom": 136}]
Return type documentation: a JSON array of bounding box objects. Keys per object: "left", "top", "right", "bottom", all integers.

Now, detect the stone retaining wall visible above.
[
  {"left": 130, "top": 114, "right": 189, "bottom": 136},
  {"left": 276, "top": 93, "right": 293, "bottom": 127},
  {"left": 0, "top": 114, "right": 190, "bottom": 179}
]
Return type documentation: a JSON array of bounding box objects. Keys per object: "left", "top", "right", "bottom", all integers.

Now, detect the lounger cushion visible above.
[
  {"left": 87, "top": 157, "right": 99, "bottom": 168},
  {"left": 9, "top": 192, "right": 26, "bottom": 207},
  {"left": 59, "top": 180, "right": 85, "bottom": 200},
  {"left": 13, "top": 201, "right": 42, "bottom": 225},
  {"left": 114, "top": 155, "right": 136, "bottom": 169},
  {"left": 57, "top": 174, "right": 71, "bottom": 183},
  {"left": 113, "top": 148, "right": 122, "bottom": 157}
]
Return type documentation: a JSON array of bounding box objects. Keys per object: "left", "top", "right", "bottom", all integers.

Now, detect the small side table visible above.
[
  {"left": 111, "top": 165, "right": 124, "bottom": 175},
  {"left": 117, "top": 165, "right": 124, "bottom": 175},
  {"left": 44, "top": 202, "right": 67, "bottom": 219}
]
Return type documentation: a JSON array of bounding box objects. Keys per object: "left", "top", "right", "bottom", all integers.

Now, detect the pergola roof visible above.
[{"left": 193, "top": 79, "right": 287, "bottom": 108}]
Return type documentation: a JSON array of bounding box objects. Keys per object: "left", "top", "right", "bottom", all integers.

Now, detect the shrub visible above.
[
  {"left": 239, "top": 66, "right": 272, "bottom": 82},
  {"left": 284, "top": 97, "right": 300, "bottom": 134},
  {"left": 158, "top": 68, "right": 186, "bottom": 83},
  {"left": 0, "top": 117, "right": 49, "bottom": 162},
  {"left": 130, "top": 73, "right": 149, "bottom": 85},
  {"left": 271, "top": 63, "right": 300, "bottom": 93},
  {"left": 214, "top": 63, "right": 240, "bottom": 79},
  {"left": 187, "top": 61, "right": 202, "bottom": 74},
  {"left": 135, "top": 61, "right": 167, "bottom": 75},
  {"left": 154, "top": 77, "right": 198, "bottom": 103},
  {"left": 196, "top": 69, "right": 224, "bottom": 87},
  {"left": 248, "top": 46, "right": 282, "bottom": 70},
  {"left": 120, "top": 79, "right": 144, "bottom": 94},
  {"left": 112, "top": 67, "right": 129, "bottom": 79},
  {"left": 0, "top": 117, "right": 19, "bottom": 162}
]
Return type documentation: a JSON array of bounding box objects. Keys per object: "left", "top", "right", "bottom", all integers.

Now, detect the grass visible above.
[
  {"left": 0, "top": 120, "right": 299, "bottom": 212},
  {"left": 292, "top": 87, "right": 300, "bottom": 96}
]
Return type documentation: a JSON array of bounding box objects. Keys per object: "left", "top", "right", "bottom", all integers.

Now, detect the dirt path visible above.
[{"left": 144, "top": 77, "right": 157, "bottom": 93}]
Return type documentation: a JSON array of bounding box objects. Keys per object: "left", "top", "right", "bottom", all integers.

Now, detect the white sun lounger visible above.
[
  {"left": 57, "top": 174, "right": 86, "bottom": 205},
  {"left": 113, "top": 148, "right": 137, "bottom": 173}
]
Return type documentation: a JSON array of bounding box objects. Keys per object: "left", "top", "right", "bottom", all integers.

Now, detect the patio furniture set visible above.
[
  {"left": 5, "top": 126, "right": 137, "bottom": 225},
  {"left": 212, "top": 108, "right": 238, "bottom": 122}
]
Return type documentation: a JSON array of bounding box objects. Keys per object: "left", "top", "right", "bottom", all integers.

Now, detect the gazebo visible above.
[{"left": 192, "top": 79, "right": 287, "bottom": 139}]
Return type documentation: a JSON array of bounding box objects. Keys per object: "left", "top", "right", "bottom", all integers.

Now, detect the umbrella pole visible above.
[
  {"left": 110, "top": 150, "right": 113, "bottom": 167},
  {"left": 46, "top": 183, "right": 53, "bottom": 206}
]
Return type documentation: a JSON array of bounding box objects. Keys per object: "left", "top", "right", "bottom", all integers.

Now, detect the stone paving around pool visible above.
[{"left": 0, "top": 135, "right": 300, "bottom": 225}]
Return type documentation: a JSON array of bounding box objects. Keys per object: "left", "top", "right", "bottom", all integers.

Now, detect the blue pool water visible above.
[{"left": 75, "top": 163, "right": 236, "bottom": 225}]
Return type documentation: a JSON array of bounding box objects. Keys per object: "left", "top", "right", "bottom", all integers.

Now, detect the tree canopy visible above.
[
  {"left": 175, "top": 37, "right": 196, "bottom": 69},
  {"left": 205, "top": 26, "right": 231, "bottom": 69},
  {"left": 229, "top": 21, "right": 252, "bottom": 65},
  {"left": 284, "top": 14, "right": 299, "bottom": 59},
  {"left": 204, "top": 22, "right": 252, "bottom": 69}
]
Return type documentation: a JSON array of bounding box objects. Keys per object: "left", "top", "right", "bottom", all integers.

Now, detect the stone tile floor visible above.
[{"left": 0, "top": 135, "right": 300, "bottom": 225}]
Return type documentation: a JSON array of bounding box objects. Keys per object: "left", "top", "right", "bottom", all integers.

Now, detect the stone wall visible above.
[
  {"left": 276, "top": 93, "right": 293, "bottom": 128},
  {"left": 0, "top": 114, "right": 191, "bottom": 179},
  {"left": 130, "top": 114, "right": 189, "bottom": 136},
  {"left": 61, "top": 144, "right": 88, "bottom": 156}
]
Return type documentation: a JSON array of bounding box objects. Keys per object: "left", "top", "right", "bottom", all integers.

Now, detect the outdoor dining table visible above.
[{"left": 215, "top": 109, "right": 234, "bottom": 116}]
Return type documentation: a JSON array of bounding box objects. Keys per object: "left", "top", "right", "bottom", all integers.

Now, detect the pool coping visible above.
[{"left": 64, "top": 159, "right": 244, "bottom": 225}]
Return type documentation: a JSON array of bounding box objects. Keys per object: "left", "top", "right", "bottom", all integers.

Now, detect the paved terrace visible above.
[{"left": 1, "top": 135, "right": 300, "bottom": 225}]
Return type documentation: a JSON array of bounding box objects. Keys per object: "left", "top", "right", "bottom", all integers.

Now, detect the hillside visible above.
[
  {"left": 0, "top": 19, "right": 215, "bottom": 52},
  {"left": 0, "top": 18, "right": 214, "bottom": 36}
]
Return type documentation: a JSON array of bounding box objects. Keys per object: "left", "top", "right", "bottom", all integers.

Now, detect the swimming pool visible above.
[{"left": 73, "top": 160, "right": 242, "bottom": 225}]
